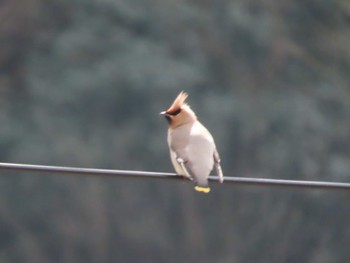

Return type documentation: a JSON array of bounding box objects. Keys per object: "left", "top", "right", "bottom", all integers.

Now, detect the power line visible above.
[{"left": 0, "top": 162, "right": 349, "bottom": 191}]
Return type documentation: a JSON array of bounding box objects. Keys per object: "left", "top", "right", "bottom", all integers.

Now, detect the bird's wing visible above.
[
  {"left": 175, "top": 157, "right": 193, "bottom": 180},
  {"left": 214, "top": 149, "right": 224, "bottom": 183}
]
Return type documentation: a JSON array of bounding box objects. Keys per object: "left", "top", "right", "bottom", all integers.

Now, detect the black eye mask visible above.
[{"left": 168, "top": 109, "right": 181, "bottom": 116}]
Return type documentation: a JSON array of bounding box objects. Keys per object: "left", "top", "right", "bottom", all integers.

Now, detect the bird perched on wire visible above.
[{"left": 160, "top": 91, "right": 224, "bottom": 193}]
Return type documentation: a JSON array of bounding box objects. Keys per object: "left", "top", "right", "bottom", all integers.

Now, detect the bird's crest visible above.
[{"left": 166, "top": 91, "right": 188, "bottom": 114}]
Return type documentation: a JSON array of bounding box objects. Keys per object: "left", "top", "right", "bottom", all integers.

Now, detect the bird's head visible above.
[{"left": 160, "top": 91, "right": 197, "bottom": 128}]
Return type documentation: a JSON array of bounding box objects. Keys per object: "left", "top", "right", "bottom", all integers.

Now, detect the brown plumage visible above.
[{"left": 160, "top": 91, "right": 224, "bottom": 193}]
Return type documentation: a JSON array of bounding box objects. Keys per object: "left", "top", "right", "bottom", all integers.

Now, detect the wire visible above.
[{"left": 0, "top": 162, "right": 349, "bottom": 190}]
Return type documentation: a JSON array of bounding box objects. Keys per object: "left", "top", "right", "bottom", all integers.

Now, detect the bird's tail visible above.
[{"left": 194, "top": 185, "right": 211, "bottom": 193}]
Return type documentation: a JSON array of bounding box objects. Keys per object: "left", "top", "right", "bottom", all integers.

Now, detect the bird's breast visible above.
[{"left": 167, "top": 122, "right": 215, "bottom": 176}]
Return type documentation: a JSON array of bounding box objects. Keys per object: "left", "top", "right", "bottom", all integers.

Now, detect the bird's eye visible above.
[{"left": 169, "top": 109, "right": 181, "bottom": 116}]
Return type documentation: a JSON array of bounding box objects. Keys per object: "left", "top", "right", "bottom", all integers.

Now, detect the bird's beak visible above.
[{"left": 160, "top": 111, "right": 167, "bottom": 116}]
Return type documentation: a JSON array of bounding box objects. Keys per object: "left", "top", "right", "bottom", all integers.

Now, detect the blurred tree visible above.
[{"left": 0, "top": 0, "right": 349, "bottom": 262}]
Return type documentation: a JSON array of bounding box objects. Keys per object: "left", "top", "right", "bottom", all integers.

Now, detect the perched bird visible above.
[{"left": 160, "top": 91, "right": 224, "bottom": 193}]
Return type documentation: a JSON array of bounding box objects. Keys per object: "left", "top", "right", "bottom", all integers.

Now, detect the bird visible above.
[{"left": 160, "top": 91, "right": 224, "bottom": 193}]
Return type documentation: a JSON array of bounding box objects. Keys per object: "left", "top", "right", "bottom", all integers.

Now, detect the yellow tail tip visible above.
[{"left": 194, "top": 186, "right": 211, "bottom": 193}]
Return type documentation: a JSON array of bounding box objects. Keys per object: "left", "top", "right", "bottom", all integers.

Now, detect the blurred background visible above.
[{"left": 0, "top": 0, "right": 350, "bottom": 262}]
